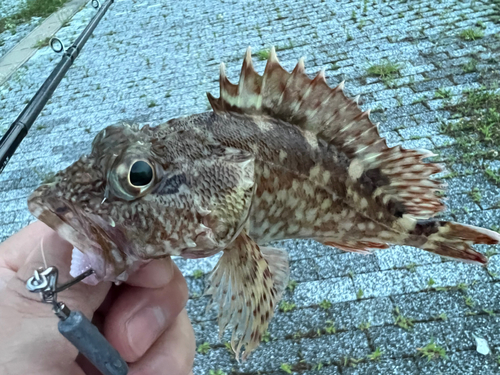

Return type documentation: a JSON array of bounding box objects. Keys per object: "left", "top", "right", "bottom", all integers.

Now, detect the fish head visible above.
[{"left": 28, "top": 122, "right": 224, "bottom": 284}]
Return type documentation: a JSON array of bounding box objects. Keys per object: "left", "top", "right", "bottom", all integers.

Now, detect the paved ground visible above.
[{"left": 1, "top": 0, "right": 500, "bottom": 374}]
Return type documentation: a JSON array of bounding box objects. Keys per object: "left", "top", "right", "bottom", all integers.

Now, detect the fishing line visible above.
[{"left": 40, "top": 237, "right": 48, "bottom": 269}]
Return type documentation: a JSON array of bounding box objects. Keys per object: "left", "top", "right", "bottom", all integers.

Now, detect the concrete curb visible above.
[{"left": 0, "top": 0, "right": 89, "bottom": 85}]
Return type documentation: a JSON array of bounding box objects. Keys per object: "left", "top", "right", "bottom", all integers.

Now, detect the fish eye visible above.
[{"left": 129, "top": 160, "right": 154, "bottom": 187}]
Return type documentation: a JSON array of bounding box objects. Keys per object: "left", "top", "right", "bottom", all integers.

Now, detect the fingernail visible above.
[{"left": 126, "top": 306, "right": 166, "bottom": 357}]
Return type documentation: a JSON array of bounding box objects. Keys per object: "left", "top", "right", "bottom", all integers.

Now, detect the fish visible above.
[{"left": 27, "top": 46, "right": 500, "bottom": 361}]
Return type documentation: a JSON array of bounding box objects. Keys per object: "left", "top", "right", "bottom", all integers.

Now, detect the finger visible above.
[
  {"left": 128, "top": 309, "right": 195, "bottom": 375},
  {"left": 126, "top": 257, "right": 175, "bottom": 288},
  {"left": 74, "top": 258, "right": 176, "bottom": 322},
  {"left": 0, "top": 221, "right": 59, "bottom": 272},
  {"left": 104, "top": 263, "right": 188, "bottom": 362},
  {"left": 89, "top": 257, "right": 177, "bottom": 321}
]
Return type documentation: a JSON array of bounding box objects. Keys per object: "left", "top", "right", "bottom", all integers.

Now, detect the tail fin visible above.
[{"left": 405, "top": 219, "right": 500, "bottom": 265}]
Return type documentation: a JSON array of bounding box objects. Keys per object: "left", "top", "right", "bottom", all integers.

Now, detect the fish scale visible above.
[{"left": 28, "top": 46, "right": 500, "bottom": 362}]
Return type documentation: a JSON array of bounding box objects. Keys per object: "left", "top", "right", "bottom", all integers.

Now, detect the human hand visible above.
[{"left": 0, "top": 221, "right": 195, "bottom": 375}]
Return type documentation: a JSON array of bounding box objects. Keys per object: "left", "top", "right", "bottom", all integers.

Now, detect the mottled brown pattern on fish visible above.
[
  {"left": 184, "top": 111, "right": 382, "bottom": 242},
  {"left": 246, "top": 161, "right": 395, "bottom": 247}
]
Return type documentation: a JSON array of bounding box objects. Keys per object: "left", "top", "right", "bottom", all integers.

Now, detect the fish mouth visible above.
[{"left": 27, "top": 188, "right": 135, "bottom": 284}]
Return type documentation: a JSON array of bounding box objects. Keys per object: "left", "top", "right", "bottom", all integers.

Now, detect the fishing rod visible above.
[{"left": 0, "top": 0, "right": 114, "bottom": 174}]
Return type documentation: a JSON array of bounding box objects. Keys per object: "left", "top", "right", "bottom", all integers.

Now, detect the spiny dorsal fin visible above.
[
  {"left": 207, "top": 46, "right": 388, "bottom": 158},
  {"left": 207, "top": 47, "right": 444, "bottom": 219}
]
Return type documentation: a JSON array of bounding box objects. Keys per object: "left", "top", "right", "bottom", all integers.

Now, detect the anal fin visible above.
[
  {"left": 204, "top": 231, "right": 289, "bottom": 361},
  {"left": 323, "top": 240, "right": 389, "bottom": 254}
]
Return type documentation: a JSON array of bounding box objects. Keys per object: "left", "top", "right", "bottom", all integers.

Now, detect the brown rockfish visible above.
[{"left": 28, "top": 47, "right": 500, "bottom": 360}]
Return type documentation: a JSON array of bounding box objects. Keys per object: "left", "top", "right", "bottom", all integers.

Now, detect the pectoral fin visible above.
[
  {"left": 190, "top": 146, "right": 255, "bottom": 247},
  {"left": 204, "top": 231, "right": 289, "bottom": 361}
]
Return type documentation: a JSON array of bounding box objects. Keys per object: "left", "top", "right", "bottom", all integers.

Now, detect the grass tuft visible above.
[
  {"left": 435, "top": 88, "right": 452, "bottom": 99},
  {"left": 196, "top": 342, "right": 211, "bottom": 354},
  {"left": 464, "top": 295, "right": 475, "bottom": 308},
  {"left": 393, "top": 306, "right": 415, "bottom": 330},
  {"left": 356, "top": 288, "right": 364, "bottom": 299},
  {"left": 341, "top": 357, "right": 364, "bottom": 367},
  {"left": 367, "top": 60, "right": 401, "bottom": 87},
  {"left": 319, "top": 299, "right": 332, "bottom": 310},
  {"left": 280, "top": 363, "right": 292, "bottom": 374},
  {"left": 262, "top": 330, "right": 271, "bottom": 342},
  {"left": 427, "top": 277, "right": 435, "bottom": 288},
  {"left": 279, "top": 300, "right": 296, "bottom": 313},
  {"left": 412, "top": 95, "right": 428, "bottom": 104},
  {"left": 324, "top": 320, "right": 336, "bottom": 334},
  {"left": 192, "top": 269, "right": 204, "bottom": 279},
  {"left": 358, "top": 321, "right": 371, "bottom": 330},
  {"left": 459, "top": 28, "right": 484, "bottom": 41},
  {"left": 287, "top": 279, "right": 298, "bottom": 292},
  {"left": 469, "top": 187, "right": 482, "bottom": 203},
  {"left": 417, "top": 339, "right": 447, "bottom": 361},
  {"left": 313, "top": 362, "right": 324, "bottom": 371},
  {"left": 485, "top": 168, "right": 500, "bottom": 185},
  {"left": 256, "top": 48, "right": 270, "bottom": 60},
  {"left": 462, "top": 58, "right": 478, "bottom": 73},
  {"left": 368, "top": 347, "right": 384, "bottom": 361}
]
